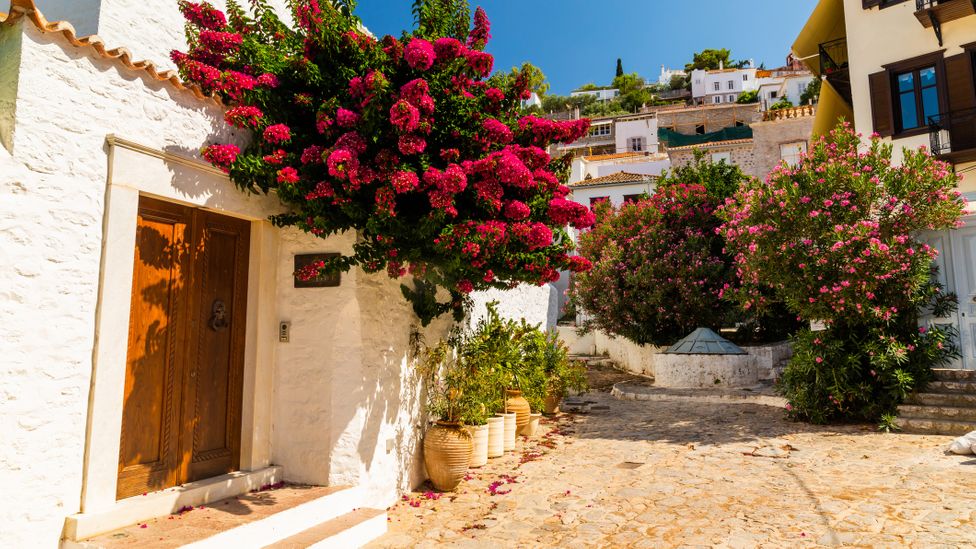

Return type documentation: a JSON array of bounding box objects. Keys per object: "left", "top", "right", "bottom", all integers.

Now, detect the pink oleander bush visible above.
[
  {"left": 718, "top": 123, "right": 965, "bottom": 424},
  {"left": 570, "top": 184, "right": 733, "bottom": 346},
  {"left": 173, "top": 0, "right": 594, "bottom": 323}
]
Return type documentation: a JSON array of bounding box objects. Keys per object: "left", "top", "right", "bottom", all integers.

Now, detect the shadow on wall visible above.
[{"left": 325, "top": 272, "right": 453, "bottom": 498}]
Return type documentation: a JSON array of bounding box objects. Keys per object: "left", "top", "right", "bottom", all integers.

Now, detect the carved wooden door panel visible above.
[
  {"left": 118, "top": 197, "right": 249, "bottom": 499},
  {"left": 181, "top": 210, "right": 250, "bottom": 483},
  {"left": 117, "top": 198, "right": 192, "bottom": 499}
]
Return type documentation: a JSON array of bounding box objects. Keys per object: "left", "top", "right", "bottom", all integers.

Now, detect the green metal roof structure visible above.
[
  {"left": 657, "top": 125, "right": 753, "bottom": 148},
  {"left": 664, "top": 327, "right": 747, "bottom": 355}
]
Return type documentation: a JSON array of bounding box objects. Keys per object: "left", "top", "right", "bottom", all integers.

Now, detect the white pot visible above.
[
  {"left": 497, "top": 412, "right": 517, "bottom": 452},
  {"left": 519, "top": 412, "right": 542, "bottom": 437},
  {"left": 486, "top": 417, "right": 505, "bottom": 458},
  {"left": 468, "top": 424, "right": 489, "bottom": 467}
]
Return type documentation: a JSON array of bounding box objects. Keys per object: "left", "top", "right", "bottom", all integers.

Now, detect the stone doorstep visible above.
[
  {"left": 66, "top": 483, "right": 387, "bottom": 549},
  {"left": 63, "top": 466, "right": 283, "bottom": 542},
  {"left": 898, "top": 404, "right": 976, "bottom": 422},
  {"left": 932, "top": 368, "right": 976, "bottom": 383},
  {"left": 927, "top": 380, "right": 976, "bottom": 394}
]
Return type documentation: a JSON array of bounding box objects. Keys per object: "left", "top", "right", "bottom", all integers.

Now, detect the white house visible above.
[
  {"left": 690, "top": 63, "right": 759, "bottom": 105},
  {"left": 658, "top": 64, "right": 686, "bottom": 86},
  {"left": 570, "top": 87, "right": 620, "bottom": 102},
  {"left": 556, "top": 112, "right": 662, "bottom": 157},
  {"left": 569, "top": 151, "right": 671, "bottom": 183},
  {"left": 756, "top": 71, "right": 817, "bottom": 110},
  {"left": 0, "top": 1, "right": 556, "bottom": 547}
]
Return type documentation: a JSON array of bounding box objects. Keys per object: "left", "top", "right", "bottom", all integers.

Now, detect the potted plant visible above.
[
  {"left": 529, "top": 330, "right": 588, "bottom": 415},
  {"left": 419, "top": 340, "right": 474, "bottom": 492}
]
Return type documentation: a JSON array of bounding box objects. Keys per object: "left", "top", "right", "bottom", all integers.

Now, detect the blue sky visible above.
[{"left": 354, "top": 0, "right": 819, "bottom": 95}]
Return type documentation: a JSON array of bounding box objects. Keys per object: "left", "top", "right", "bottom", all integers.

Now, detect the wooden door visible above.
[{"left": 118, "top": 197, "right": 250, "bottom": 499}]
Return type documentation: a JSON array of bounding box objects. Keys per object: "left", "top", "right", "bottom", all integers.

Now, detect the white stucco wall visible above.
[
  {"left": 844, "top": 0, "right": 975, "bottom": 176},
  {"left": 0, "top": 18, "right": 244, "bottom": 547},
  {"left": 568, "top": 181, "right": 657, "bottom": 208},
  {"left": 614, "top": 117, "right": 660, "bottom": 154},
  {"left": 32, "top": 0, "right": 102, "bottom": 36}
]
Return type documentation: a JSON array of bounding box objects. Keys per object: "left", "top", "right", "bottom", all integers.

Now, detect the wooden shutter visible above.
[
  {"left": 944, "top": 52, "right": 976, "bottom": 112},
  {"left": 868, "top": 70, "right": 894, "bottom": 137}
]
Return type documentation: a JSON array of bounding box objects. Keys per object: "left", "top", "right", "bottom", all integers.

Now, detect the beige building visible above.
[{"left": 793, "top": 0, "right": 976, "bottom": 371}]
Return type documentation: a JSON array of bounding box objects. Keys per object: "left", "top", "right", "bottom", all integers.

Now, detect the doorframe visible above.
[{"left": 80, "top": 136, "right": 282, "bottom": 513}]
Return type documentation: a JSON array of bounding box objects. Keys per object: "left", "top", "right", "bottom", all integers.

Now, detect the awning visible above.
[
  {"left": 792, "top": 0, "right": 846, "bottom": 77},
  {"left": 812, "top": 79, "right": 855, "bottom": 138}
]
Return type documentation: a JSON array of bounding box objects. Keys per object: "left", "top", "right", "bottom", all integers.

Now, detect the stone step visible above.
[
  {"left": 894, "top": 417, "right": 976, "bottom": 436},
  {"left": 898, "top": 404, "right": 976, "bottom": 422},
  {"left": 926, "top": 380, "right": 976, "bottom": 394},
  {"left": 932, "top": 369, "right": 976, "bottom": 383},
  {"left": 183, "top": 485, "right": 367, "bottom": 549},
  {"left": 266, "top": 508, "right": 387, "bottom": 548},
  {"left": 909, "top": 392, "right": 976, "bottom": 408}
]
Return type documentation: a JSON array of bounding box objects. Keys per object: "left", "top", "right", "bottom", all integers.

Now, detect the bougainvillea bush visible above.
[
  {"left": 570, "top": 184, "right": 734, "bottom": 346},
  {"left": 718, "top": 124, "right": 965, "bottom": 423},
  {"left": 173, "top": 0, "right": 594, "bottom": 323}
]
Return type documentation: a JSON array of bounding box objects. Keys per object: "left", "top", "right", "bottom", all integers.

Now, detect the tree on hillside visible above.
[
  {"left": 800, "top": 78, "right": 821, "bottom": 105},
  {"left": 612, "top": 72, "right": 653, "bottom": 112},
  {"left": 489, "top": 62, "right": 549, "bottom": 97},
  {"left": 615, "top": 58, "right": 624, "bottom": 78},
  {"left": 684, "top": 48, "right": 746, "bottom": 71}
]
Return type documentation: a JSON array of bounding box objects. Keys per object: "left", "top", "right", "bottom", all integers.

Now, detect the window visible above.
[
  {"left": 743, "top": 74, "right": 749, "bottom": 81},
  {"left": 895, "top": 65, "right": 940, "bottom": 131},
  {"left": 695, "top": 125, "right": 706, "bottom": 135},
  {"left": 727, "top": 80, "right": 734, "bottom": 90},
  {"left": 589, "top": 123, "right": 612, "bottom": 137},
  {"left": 770, "top": 91, "right": 778, "bottom": 99},
  {"left": 713, "top": 96, "right": 722, "bottom": 104},
  {"left": 589, "top": 196, "right": 609, "bottom": 208},
  {"left": 780, "top": 141, "right": 808, "bottom": 166},
  {"left": 713, "top": 82, "right": 720, "bottom": 91},
  {"left": 628, "top": 137, "right": 646, "bottom": 152},
  {"left": 711, "top": 151, "right": 732, "bottom": 164},
  {"left": 623, "top": 194, "right": 644, "bottom": 204},
  {"left": 728, "top": 94, "right": 736, "bottom": 102}
]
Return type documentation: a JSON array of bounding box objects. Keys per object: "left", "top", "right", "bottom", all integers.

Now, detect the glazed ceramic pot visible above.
[
  {"left": 505, "top": 389, "right": 531, "bottom": 431},
  {"left": 486, "top": 416, "right": 505, "bottom": 458},
  {"left": 496, "top": 412, "right": 517, "bottom": 451},
  {"left": 467, "top": 423, "right": 489, "bottom": 467},
  {"left": 423, "top": 422, "right": 473, "bottom": 491}
]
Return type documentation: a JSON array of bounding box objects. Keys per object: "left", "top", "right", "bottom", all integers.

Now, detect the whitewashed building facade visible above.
[{"left": 0, "top": 1, "right": 557, "bottom": 546}]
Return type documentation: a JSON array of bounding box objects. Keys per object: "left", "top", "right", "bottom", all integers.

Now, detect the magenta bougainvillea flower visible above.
[{"left": 175, "top": 2, "right": 593, "bottom": 323}]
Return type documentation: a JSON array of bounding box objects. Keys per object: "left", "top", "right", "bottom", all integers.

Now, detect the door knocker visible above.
[{"left": 209, "top": 299, "right": 229, "bottom": 331}]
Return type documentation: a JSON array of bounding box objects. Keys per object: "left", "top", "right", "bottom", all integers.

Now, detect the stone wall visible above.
[
  {"left": 655, "top": 103, "right": 762, "bottom": 135},
  {"left": 750, "top": 115, "right": 815, "bottom": 180},
  {"left": 587, "top": 330, "right": 791, "bottom": 382},
  {"left": 668, "top": 141, "right": 758, "bottom": 177}
]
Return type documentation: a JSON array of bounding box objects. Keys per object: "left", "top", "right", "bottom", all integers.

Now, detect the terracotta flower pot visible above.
[
  {"left": 518, "top": 412, "right": 542, "bottom": 437},
  {"left": 486, "top": 416, "right": 505, "bottom": 458},
  {"left": 467, "top": 424, "right": 489, "bottom": 467},
  {"left": 505, "top": 389, "right": 531, "bottom": 430},
  {"left": 423, "top": 421, "right": 472, "bottom": 492},
  {"left": 496, "top": 412, "right": 517, "bottom": 451},
  {"left": 543, "top": 391, "right": 562, "bottom": 415}
]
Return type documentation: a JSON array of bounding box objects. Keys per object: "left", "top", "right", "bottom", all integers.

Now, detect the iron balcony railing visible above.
[
  {"left": 819, "top": 37, "right": 849, "bottom": 75},
  {"left": 929, "top": 107, "right": 976, "bottom": 156}
]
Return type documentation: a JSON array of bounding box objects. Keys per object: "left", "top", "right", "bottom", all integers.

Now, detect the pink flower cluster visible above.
[{"left": 202, "top": 144, "right": 239, "bottom": 173}]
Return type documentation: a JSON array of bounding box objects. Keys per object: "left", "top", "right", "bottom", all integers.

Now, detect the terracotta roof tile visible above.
[
  {"left": 582, "top": 152, "right": 646, "bottom": 162},
  {"left": 569, "top": 171, "right": 656, "bottom": 188},
  {"left": 3, "top": 0, "right": 220, "bottom": 105},
  {"left": 667, "top": 138, "right": 754, "bottom": 152}
]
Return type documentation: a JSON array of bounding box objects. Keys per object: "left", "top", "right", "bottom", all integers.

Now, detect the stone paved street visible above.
[{"left": 370, "top": 384, "right": 976, "bottom": 547}]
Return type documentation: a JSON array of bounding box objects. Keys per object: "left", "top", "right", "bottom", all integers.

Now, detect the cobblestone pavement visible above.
[{"left": 370, "top": 390, "right": 975, "bottom": 548}]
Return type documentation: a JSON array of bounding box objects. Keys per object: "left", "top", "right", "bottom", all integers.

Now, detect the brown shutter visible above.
[
  {"left": 863, "top": 0, "right": 882, "bottom": 8},
  {"left": 944, "top": 52, "right": 976, "bottom": 112},
  {"left": 868, "top": 70, "right": 894, "bottom": 137}
]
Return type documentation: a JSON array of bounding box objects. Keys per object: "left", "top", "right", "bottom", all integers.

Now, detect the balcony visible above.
[
  {"left": 915, "top": 0, "right": 976, "bottom": 46},
  {"left": 929, "top": 107, "right": 976, "bottom": 163},
  {"left": 819, "top": 38, "right": 852, "bottom": 105}
]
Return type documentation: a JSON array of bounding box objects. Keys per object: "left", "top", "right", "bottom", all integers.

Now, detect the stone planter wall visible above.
[
  {"left": 654, "top": 353, "right": 759, "bottom": 388},
  {"left": 584, "top": 330, "right": 792, "bottom": 382}
]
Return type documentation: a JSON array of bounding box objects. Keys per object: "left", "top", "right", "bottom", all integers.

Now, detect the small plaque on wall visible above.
[{"left": 294, "top": 253, "right": 341, "bottom": 288}]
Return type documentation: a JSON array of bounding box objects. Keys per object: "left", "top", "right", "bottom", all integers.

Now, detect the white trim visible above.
[{"left": 78, "top": 136, "right": 282, "bottom": 517}]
